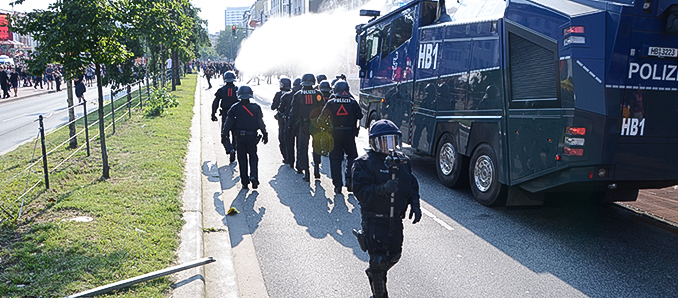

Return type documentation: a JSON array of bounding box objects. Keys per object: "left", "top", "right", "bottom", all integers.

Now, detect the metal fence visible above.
[{"left": 0, "top": 74, "right": 171, "bottom": 224}]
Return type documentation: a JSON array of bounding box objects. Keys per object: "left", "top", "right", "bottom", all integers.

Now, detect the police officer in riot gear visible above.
[
  {"left": 352, "top": 119, "right": 421, "bottom": 298},
  {"left": 316, "top": 74, "right": 328, "bottom": 87},
  {"left": 221, "top": 85, "right": 269, "bottom": 189},
  {"left": 279, "top": 78, "right": 301, "bottom": 169},
  {"left": 290, "top": 73, "right": 325, "bottom": 181},
  {"left": 320, "top": 81, "right": 363, "bottom": 194},
  {"left": 212, "top": 71, "right": 240, "bottom": 162},
  {"left": 272, "top": 77, "right": 292, "bottom": 163},
  {"left": 292, "top": 77, "right": 302, "bottom": 93}
]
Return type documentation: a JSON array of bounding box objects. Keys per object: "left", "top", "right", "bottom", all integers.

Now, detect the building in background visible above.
[
  {"left": 0, "top": 11, "right": 37, "bottom": 61},
  {"left": 225, "top": 6, "right": 249, "bottom": 27}
]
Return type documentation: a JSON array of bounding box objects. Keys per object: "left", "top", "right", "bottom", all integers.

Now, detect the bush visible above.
[{"left": 144, "top": 87, "right": 179, "bottom": 117}]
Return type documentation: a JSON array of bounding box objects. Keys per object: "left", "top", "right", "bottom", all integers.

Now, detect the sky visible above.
[{"left": 1, "top": 0, "right": 255, "bottom": 34}]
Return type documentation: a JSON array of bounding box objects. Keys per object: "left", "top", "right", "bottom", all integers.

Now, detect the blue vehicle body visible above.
[{"left": 356, "top": 0, "right": 678, "bottom": 206}]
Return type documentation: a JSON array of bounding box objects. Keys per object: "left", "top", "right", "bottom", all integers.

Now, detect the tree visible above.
[
  {"left": 215, "top": 29, "right": 244, "bottom": 61},
  {"left": 10, "top": 0, "right": 133, "bottom": 179}
]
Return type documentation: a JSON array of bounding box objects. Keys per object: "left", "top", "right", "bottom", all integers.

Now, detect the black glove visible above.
[
  {"left": 378, "top": 179, "right": 399, "bottom": 195},
  {"left": 211, "top": 114, "right": 218, "bottom": 122},
  {"left": 262, "top": 132, "right": 268, "bottom": 144},
  {"left": 409, "top": 204, "right": 422, "bottom": 224}
]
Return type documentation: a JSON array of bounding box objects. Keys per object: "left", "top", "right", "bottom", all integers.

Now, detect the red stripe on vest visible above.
[{"left": 242, "top": 105, "right": 254, "bottom": 116}]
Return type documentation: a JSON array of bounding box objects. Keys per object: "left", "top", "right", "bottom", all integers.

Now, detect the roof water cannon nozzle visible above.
[{"left": 360, "top": 9, "right": 380, "bottom": 22}]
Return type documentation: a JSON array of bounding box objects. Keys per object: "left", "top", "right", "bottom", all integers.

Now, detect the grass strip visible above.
[
  {"left": 0, "top": 78, "right": 166, "bottom": 220},
  {"left": 0, "top": 74, "right": 196, "bottom": 297}
]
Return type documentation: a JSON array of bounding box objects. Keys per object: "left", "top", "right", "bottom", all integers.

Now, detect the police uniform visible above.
[
  {"left": 212, "top": 79, "right": 239, "bottom": 162},
  {"left": 309, "top": 89, "right": 330, "bottom": 179},
  {"left": 321, "top": 82, "right": 363, "bottom": 193},
  {"left": 278, "top": 89, "right": 296, "bottom": 168},
  {"left": 272, "top": 78, "right": 291, "bottom": 164},
  {"left": 289, "top": 74, "right": 325, "bottom": 181},
  {"left": 222, "top": 86, "right": 268, "bottom": 189},
  {"left": 351, "top": 120, "right": 421, "bottom": 298}
]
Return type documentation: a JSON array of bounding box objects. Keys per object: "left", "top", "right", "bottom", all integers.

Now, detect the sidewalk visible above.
[
  {"left": 0, "top": 85, "right": 56, "bottom": 104},
  {"left": 618, "top": 186, "right": 678, "bottom": 231},
  {"left": 0, "top": 83, "right": 103, "bottom": 105}
]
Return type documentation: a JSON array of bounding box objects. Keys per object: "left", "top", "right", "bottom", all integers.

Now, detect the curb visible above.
[
  {"left": 0, "top": 89, "right": 56, "bottom": 105},
  {"left": 613, "top": 202, "right": 678, "bottom": 234},
  {"left": 172, "top": 75, "right": 206, "bottom": 296}
]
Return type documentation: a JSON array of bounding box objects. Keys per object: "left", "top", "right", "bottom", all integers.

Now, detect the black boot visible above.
[
  {"left": 314, "top": 163, "right": 320, "bottom": 179},
  {"left": 303, "top": 170, "right": 310, "bottom": 182},
  {"left": 366, "top": 269, "right": 387, "bottom": 298}
]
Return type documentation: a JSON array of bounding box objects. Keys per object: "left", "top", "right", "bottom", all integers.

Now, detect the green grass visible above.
[{"left": 0, "top": 75, "right": 196, "bottom": 296}]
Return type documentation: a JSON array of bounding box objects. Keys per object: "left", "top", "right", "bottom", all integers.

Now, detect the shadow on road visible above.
[
  {"left": 269, "top": 164, "right": 368, "bottom": 261},
  {"left": 407, "top": 148, "right": 678, "bottom": 297}
]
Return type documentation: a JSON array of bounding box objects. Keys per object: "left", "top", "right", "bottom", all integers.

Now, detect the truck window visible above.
[
  {"left": 380, "top": 24, "right": 392, "bottom": 59},
  {"left": 366, "top": 29, "right": 380, "bottom": 62},
  {"left": 421, "top": 1, "right": 437, "bottom": 27},
  {"left": 390, "top": 11, "right": 414, "bottom": 52}
]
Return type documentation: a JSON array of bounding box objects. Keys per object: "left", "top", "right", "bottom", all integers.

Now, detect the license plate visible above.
[{"left": 648, "top": 46, "right": 678, "bottom": 58}]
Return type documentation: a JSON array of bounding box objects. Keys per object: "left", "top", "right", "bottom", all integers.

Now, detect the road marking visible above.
[
  {"left": 421, "top": 207, "right": 454, "bottom": 231},
  {"left": 2, "top": 113, "right": 28, "bottom": 123}
]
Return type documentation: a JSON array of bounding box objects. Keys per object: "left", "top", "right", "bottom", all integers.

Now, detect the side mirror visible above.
[{"left": 357, "top": 32, "right": 367, "bottom": 68}]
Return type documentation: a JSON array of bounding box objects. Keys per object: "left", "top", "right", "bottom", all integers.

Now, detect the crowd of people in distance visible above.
[{"left": 0, "top": 62, "right": 69, "bottom": 99}]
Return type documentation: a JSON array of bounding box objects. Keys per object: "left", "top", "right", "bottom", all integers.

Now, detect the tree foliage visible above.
[
  {"left": 215, "top": 29, "right": 245, "bottom": 61},
  {"left": 10, "top": 0, "right": 132, "bottom": 80}
]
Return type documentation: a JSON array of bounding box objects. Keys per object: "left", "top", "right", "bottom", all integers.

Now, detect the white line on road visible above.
[
  {"left": 421, "top": 207, "right": 454, "bottom": 231},
  {"left": 2, "top": 113, "right": 28, "bottom": 123}
]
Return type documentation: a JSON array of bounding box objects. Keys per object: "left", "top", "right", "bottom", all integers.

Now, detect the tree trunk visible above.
[
  {"left": 172, "top": 49, "right": 180, "bottom": 87},
  {"left": 95, "top": 64, "right": 110, "bottom": 179},
  {"left": 66, "top": 79, "right": 78, "bottom": 149}
]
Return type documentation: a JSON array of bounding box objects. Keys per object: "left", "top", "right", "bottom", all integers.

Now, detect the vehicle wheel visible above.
[
  {"left": 368, "top": 112, "right": 378, "bottom": 129},
  {"left": 469, "top": 144, "right": 505, "bottom": 206},
  {"left": 436, "top": 134, "right": 466, "bottom": 188}
]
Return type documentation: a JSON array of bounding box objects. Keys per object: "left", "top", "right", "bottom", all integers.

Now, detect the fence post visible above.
[
  {"left": 138, "top": 81, "right": 143, "bottom": 108},
  {"left": 110, "top": 88, "right": 116, "bottom": 135},
  {"left": 146, "top": 75, "right": 150, "bottom": 104},
  {"left": 83, "top": 100, "right": 90, "bottom": 157},
  {"left": 38, "top": 115, "right": 49, "bottom": 189},
  {"left": 127, "top": 85, "right": 132, "bottom": 119}
]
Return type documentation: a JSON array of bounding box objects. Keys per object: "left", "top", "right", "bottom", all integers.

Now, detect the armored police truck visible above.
[{"left": 355, "top": 0, "right": 678, "bottom": 206}]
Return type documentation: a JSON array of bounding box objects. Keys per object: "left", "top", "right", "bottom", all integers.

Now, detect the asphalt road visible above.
[
  {"left": 208, "top": 81, "right": 678, "bottom": 298},
  {"left": 0, "top": 84, "right": 142, "bottom": 155}
]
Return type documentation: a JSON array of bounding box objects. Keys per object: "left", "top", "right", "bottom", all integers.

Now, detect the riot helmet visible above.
[
  {"left": 369, "top": 119, "right": 402, "bottom": 154},
  {"left": 224, "top": 71, "right": 236, "bottom": 83},
  {"left": 333, "top": 81, "right": 352, "bottom": 98},
  {"left": 301, "top": 73, "right": 316, "bottom": 87},
  {"left": 292, "top": 78, "right": 302, "bottom": 92},
  {"left": 237, "top": 85, "right": 253, "bottom": 99},
  {"left": 318, "top": 81, "right": 332, "bottom": 92},
  {"left": 316, "top": 74, "right": 327, "bottom": 83},
  {"left": 279, "top": 77, "right": 292, "bottom": 91}
]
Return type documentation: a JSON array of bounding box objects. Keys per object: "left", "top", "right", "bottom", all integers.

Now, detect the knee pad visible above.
[{"left": 369, "top": 254, "right": 390, "bottom": 271}]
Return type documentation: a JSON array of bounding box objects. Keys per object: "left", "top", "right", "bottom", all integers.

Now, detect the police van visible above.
[{"left": 355, "top": 0, "right": 678, "bottom": 206}]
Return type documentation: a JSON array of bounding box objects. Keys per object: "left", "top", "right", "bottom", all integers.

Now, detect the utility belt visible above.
[
  {"left": 334, "top": 125, "right": 356, "bottom": 130},
  {"left": 237, "top": 130, "right": 258, "bottom": 136},
  {"left": 365, "top": 211, "right": 389, "bottom": 219}
]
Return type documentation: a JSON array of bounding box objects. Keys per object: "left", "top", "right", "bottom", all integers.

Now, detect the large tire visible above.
[
  {"left": 469, "top": 144, "right": 506, "bottom": 206},
  {"left": 368, "top": 112, "right": 378, "bottom": 129},
  {"left": 436, "top": 134, "right": 466, "bottom": 188}
]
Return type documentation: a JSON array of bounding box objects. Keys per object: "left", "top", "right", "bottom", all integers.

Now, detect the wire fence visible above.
[{"left": 0, "top": 74, "right": 172, "bottom": 224}]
